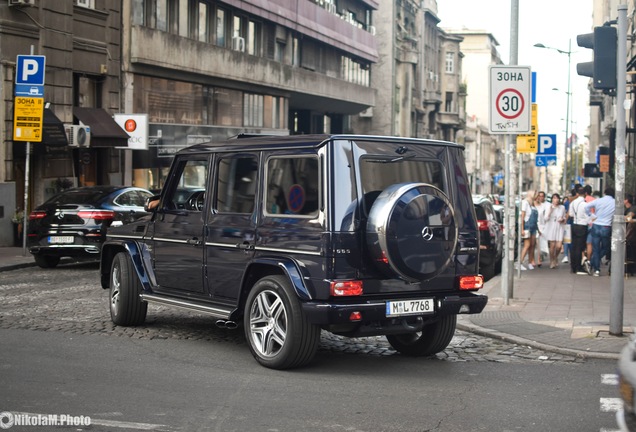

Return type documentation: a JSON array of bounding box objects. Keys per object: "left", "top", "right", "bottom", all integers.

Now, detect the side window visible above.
[
  {"left": 114, "top": 191, "right": 135, "bottom": 206},
  {"left": 164, "top": 159, "right": 208, "bottom": 211},
  {"left": 216, "top": 155, "right": 258, "bottom": 213},
  {"left": 265, "top": 156, "right": 319, "bottom": 217}
]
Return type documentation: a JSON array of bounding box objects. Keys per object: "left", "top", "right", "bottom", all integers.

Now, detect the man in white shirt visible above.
[
  {"left": 584, "top": 187, "right": 616, "bottom": 276},
  {"left": 568, "top": 186, "right": 588, "bottom": 275}
]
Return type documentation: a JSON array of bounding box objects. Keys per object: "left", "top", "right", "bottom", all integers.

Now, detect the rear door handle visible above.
[{"left": 236, "top": 241, "right": 254, "bottom": 251}]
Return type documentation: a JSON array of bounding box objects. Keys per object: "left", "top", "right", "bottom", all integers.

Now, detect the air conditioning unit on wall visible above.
[
  {"left": 8, "top": 0, "right": 35, "bottom": 6},
  {"left": 65, "top": 125, "right": 91, "bottom": 147},
  {"left": 232, "top": 36, "right": 245, "bottom": 52}
]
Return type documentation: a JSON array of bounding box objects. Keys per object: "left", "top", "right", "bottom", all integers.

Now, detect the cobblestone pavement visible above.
[{"left": 0, "top": 262, "right": 584, "bottom": 365}]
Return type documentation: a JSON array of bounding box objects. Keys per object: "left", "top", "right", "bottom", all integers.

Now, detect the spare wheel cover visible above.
[{"left": 366, "top": 183, "right": 457, "bottom": 282}]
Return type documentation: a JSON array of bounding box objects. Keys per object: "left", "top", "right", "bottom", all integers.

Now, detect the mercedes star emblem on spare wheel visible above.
[{"left": 421, "top": 226, "right": 434, "bottom": 241}]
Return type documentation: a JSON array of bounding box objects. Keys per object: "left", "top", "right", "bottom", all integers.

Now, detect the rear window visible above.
[
  {"left": 359, "top": 158, "right": 443, "bottom": 193},
  {"left": 474, "top": 205, "right": 487, "bottom": 220},
  {"left": 46, "top": 189, "right": 112, "bottom": 205}
]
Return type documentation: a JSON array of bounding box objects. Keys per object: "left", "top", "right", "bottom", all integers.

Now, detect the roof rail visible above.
[{"left": 231, "top": 133, "right": 277, "bottom": 140}]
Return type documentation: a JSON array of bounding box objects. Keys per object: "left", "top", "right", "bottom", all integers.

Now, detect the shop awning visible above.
[
  {"left": 73, "top": 107, "right": 129, "bottom": 148},
  {"left": 42, "top": 108, "right": 68, "bottom": 147}
]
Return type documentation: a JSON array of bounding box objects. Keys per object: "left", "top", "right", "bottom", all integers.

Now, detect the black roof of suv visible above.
[{"left": 100, "top": 134, "right": 487, "bottom": 369}]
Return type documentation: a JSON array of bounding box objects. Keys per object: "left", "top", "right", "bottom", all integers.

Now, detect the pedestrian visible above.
[
  {"left": 584, "top": 187, "right": 616, "bottom": 276},
  {"left": 561, "top": 188, "right": 576, "bottom": 264},
  {"left": 583, "top": 184, "right": 596, "bottom": 268},
  {"left": 544, "top": 193, "right": 567, "bottom": 269},
  {"left": 625, "top": 193, "right": 634, "bottom": 219},
  {"left": 535, "top": 191, "right": 550, "bottom": 267},
  {"left": 518, "top": 190, "right": 538, "bottom": 270},
  {"left": 569, "top": 186, "right": 588, "bottom": 275}
]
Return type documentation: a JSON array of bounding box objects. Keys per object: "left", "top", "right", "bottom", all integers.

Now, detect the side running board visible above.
[{"left": 140, "top": 293, "right": 233, "bottom": 320}]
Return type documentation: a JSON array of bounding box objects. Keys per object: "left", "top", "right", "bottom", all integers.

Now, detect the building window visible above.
[
  {"left": 215, "top": 8, "right": 227, "bottom": 47},
  {"left": 445, "top": 92, "right": 453, "bottom": 112},
  {"left": 134, "top": 76, "right": 286, "bottom": 129},
  {"left": 264, "top": 96, "right": 287, "bottom": 129},
  {"left": 135, "top": 76, "right": 205, "bottom": 124},
  {"left": 197, "top": 1, "right": 209, "bottom": 42},
  {"left": 214, "top": 89, "right": 243, "bottom": 126},
  {"left": 247, "top": 20, "right": 260, "bottom": 55},
  {"left": 178, "top": 0, "right": 189, "bottom": 37},
  {"left": 275, "top": 40, "right": 285, "bottom": 62},
  {"left": 132, "top": 0, "right": 144, "bottom": 25},
  {"left": 341, "top": 56, "right": 370, "bottom": 86},
  {"left": 154, "top": 0, "right": 168, "bottom": 31},
  {"left": 74, "top": 75, "right": 101, "bottom": 108},
  {"left": 292, "top": 36, "right": 300, "bottom": 66},
  {"left": 244, "top": 93, "right": 264, "bottom": 127},
  {"left": 75, "top": 0, "right": 95, "bottom": 9},
  {"left": 445, "top": 52, "right": 455, "bottom": 73}
]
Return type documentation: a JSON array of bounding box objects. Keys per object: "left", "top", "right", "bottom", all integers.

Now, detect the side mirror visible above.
[{"left": 144, "top": 195, "right": 161, "bottom": 212}]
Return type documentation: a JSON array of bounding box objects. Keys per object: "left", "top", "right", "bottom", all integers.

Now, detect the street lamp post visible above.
[{"left": 534, "top": 39, "right": 573, "bottom": 193}]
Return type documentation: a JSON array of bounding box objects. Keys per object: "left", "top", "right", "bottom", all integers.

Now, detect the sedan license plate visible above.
[
  {"left": 48, "top": 236, "right": 74, "bottom": 244},
  {"left": 386, "top": 298, "right": 434, "bottom": 317}
]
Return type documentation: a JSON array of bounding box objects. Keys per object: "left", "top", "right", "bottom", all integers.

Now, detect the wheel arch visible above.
[
  {"left": 100, "top": 241, "right": 152, "bottom": 292},
  {"left": 233, "top": 257, "right": 312, "bottom": 321}
]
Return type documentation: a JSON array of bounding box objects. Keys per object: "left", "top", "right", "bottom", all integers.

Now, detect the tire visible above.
[
  {"left": 109, "top": 252, "right": 147, "bottom": 326},
  {"left": 34, "top": 255, "right": 60, "bottom": 269},
  {"left": 366, "top": 183, "right": 458, "bottom": 282},
  {"left": 244, "top": 275, "right": 320, "bottom": 370},
  {"left": 386, "top": 314, "right": 457, "bottom": 356}
]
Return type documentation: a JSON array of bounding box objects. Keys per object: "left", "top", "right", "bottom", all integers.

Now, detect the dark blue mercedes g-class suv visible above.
[{"left": 100, "top": 134, "right": 487, "bottom": 369}]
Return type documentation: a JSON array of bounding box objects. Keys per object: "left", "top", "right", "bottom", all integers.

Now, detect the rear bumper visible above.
[
  {"left": 302, "top": 292, "right": 488, "bottom": 326},
  {"left": 29, "top": 244, "right": 101, "bottom": 257}
]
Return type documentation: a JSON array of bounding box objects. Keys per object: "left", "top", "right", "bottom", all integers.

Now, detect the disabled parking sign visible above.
[{"left": 535, "top": 134, "right": 557, "bottom": 167}]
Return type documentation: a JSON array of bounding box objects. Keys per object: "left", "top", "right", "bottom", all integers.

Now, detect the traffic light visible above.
[{"left": 576, "top": 26, "right": 617, "bottom": 90}]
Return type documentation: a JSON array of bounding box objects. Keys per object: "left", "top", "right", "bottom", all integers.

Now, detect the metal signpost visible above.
[
  {"left": 609, "top": 5, "right": 627, "bottom": 336},
  {"left": 13, "top": 51, "right": 45, "bottom": 254},
  {"left": 489, "top": 22, "right": 531, "bottom": 302}
]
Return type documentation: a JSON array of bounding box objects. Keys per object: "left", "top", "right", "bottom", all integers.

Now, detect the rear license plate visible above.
[
  {"left": 48, "top": 236, "right": 74, "bottom": 244},
  {"left": 386, "top": 298, "right": 434, "bottom": 317}
]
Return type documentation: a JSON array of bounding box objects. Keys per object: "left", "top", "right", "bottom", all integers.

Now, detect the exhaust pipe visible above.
[{"left": 215, "top": 320, "right": 238, "bottom": 330}]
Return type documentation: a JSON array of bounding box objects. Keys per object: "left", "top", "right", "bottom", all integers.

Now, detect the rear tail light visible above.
[
  {"left": 330, "top": 280, "right": 364, "bottom": 296},
  {"left": 29, "top": 211, "right": 46, "bottom": 220},
  {"left": 477, "top": 220, "right": 489, "bottom": 231},
  {"left": 77, "top": 210, "right": 115, "bottom": 221},
  {"left": 458, "top": 275, "right": 484, "bottom": 291}
]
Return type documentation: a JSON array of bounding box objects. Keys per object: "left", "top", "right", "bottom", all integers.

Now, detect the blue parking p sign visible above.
[
  {"left": 535, "top": 134, "right": 557, "bottom": 167},
  {"left": 15, "top": 55, "right": 46, "bottom": 86}
]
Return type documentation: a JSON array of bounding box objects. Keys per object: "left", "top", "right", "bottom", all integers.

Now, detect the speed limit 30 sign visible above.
[{"left": 489, "top": 65, "right": 532, "bottom": 134}]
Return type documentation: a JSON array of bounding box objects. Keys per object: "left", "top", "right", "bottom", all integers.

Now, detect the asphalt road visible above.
[{"left": 0, "top": 262, "right": 624, "bottom": 431}]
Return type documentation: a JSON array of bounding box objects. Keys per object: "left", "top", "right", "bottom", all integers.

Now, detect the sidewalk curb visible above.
[
  {"left": 457, "top": 319, "right": 620, "bottom": 360},
  {"left": 0, "top": 262, "right": 35, "bottom": 273}
]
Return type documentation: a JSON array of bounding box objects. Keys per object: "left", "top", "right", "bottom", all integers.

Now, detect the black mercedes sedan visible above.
[{"left": 27, "top": 186, "right": 152, "bottom": 268}]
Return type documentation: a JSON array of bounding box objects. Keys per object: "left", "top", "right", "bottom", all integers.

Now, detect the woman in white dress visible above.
[{"left": 543, "top": 193, "right": 567, "bottom": 268}]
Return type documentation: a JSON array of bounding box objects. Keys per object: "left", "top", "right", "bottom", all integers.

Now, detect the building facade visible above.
[
  {"left": 122, "top": 0, "right": 378, "bottom": 190},
  {"left": 1, "top": 0, "right": 128, "bottom": 246},
  {"left": 352, "top": 0, "right": 465, "bottom": 144},
  {"left": 0, "top": 0, "right": 379, "bottom": 245}
]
